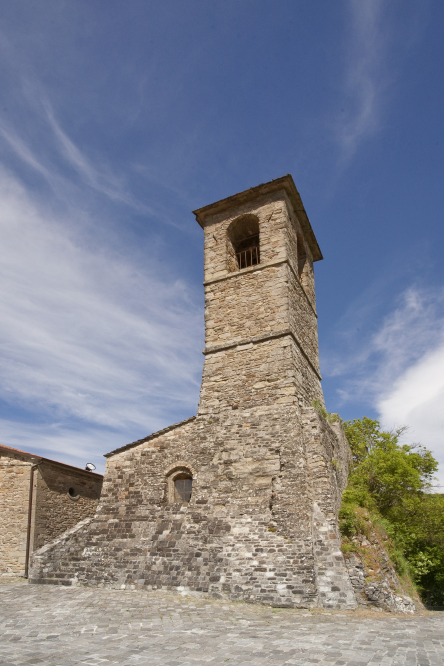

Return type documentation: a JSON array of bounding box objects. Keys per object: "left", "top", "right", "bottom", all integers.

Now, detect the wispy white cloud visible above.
[
  {"left": 0, "top": 166, "right": 203, "bottom": 468},
  {"left": 375, "top": 295, "right": 444, "bottom": 487},
  {"left": 41, "top": 98, "right": 149, "bottom": 211},
  {"left": 0, "top": 420, "right": 121, "bottom": 473},
  {"left": 377, "top": 341, "right": 444, "bottom": 488},
  {"left": 329, "top": 286, "right": 444, "bottom": 487},
  {"left": 336, "top": 0, "right": 387, "bottom": 163},
  {"left": 0, "top": 85, "right": 158, "bottom": 219},
  {"left": 337, "top": 288, "right": 444, "bottom": 395},
  {"left": 0, "top": 122, "right": 59, "bottom": 188}
]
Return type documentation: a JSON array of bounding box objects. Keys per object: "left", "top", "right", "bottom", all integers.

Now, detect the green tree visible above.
[
  {"left": 343, "top": 417, "right": 437, "bottom": 513},
  {"left": 341, "top": 417, "right": 443, "bottom": 604}
]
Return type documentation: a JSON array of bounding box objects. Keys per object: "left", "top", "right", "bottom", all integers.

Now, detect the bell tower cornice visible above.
[{"left": 193, "top": 174, "right": 323, "bottom": 263}]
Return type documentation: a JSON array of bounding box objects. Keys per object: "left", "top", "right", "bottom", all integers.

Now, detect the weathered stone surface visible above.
[
  {"left": 344, "top": 534, "right": 421, "bottom": 613},
  {"left": 0, "top": 454, "right": 30, "bottom": 576},
  {"left": 0, "top": 446, "right": 103, "bottom": 576},
  {"left": 0, "top": 582, "right": 441, "bottom": 666},
  {"left": 30, "top": 175, "right": 356, "bottom": 608}
]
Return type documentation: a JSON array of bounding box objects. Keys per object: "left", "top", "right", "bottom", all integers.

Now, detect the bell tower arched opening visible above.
[{"left": 227, "top": 214, "right": 260, "bottom": 271}]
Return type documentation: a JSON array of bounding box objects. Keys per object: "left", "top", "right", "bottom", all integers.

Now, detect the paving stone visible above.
[{"left": 0, "top": 582, "right": 443, "bottom": 665}]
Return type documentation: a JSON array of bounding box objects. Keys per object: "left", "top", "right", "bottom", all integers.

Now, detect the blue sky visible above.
[{"left": 0, "top": 0, "right": 443, "bottom": 485}]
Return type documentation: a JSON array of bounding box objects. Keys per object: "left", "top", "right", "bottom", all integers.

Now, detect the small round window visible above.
[{"left": 68, "top": 487, "right": 79, "bottom": 500}]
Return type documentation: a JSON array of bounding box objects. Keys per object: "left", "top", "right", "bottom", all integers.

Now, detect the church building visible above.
[{"left": 30, "top": 175, "right": 357, "bottom": 609}]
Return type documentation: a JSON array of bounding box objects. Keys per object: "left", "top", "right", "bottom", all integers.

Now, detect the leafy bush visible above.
[
  {"left": 341, "top": 417, "right": 443, "bottom": 605},
  {"left": 338, "top": 504, "right": 369, "bottom": 537}
]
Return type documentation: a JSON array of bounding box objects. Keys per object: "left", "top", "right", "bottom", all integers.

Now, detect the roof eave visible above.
[
  {"left": 104, "top": 416, "right": 196, "bottom": 458},
  {"left": 0, "top": 444, "right": 103, "bottom": 477}
]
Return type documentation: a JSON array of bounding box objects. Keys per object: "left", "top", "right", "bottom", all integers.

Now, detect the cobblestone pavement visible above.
[{"left": 0, "top": 581, "right": 443, "bottom": 665}]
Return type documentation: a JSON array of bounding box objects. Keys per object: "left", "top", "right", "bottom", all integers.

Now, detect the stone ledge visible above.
[
  {"left": 203, "top": 258, "right": 317, "bottom": 318},
  {"left": 203, "top": 329, "right": 322, "bottom": 381}
]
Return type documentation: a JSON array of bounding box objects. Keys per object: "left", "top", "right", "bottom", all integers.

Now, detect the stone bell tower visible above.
[
  {"left": 194, "top": 174, "right": 324, "bottom": 415},
  {"left": 30, "top": 175, "right": 357, "bottom": 610}
]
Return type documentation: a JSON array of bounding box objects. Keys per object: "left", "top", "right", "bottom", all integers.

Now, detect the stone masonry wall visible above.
[
  {"left": 203, "top": 194, "right": 318, "bottom": 342},
  {"left": 204, "top": 264, "right": 289, "bottom": 349},
  {"left": 33, "top": 463, "right": 103, "bottom": 550},
  {"left": 30, "top": 407, "right": 355, "bottom": 609},
  {"left": 284, "top": 191, "right": 316, "bottom": 308},
  {"left": 29, "top": 177, "right": 356, "bottom": 609},
  {"left": 200, "top": 187, "right": 323, "bottom": 418},
  {"left": 0, "top": 456, "right": 31, "bottom": 576},
  {"left": 0, "top": 448, "right": 103, "bottom": 576},
  {"left": 301, "top": 409, "right": 356, "bottom": 608},
  {"left": 199, "top": 335, "right": 323, "bottom": 415},
  {"left": 286, "top": 265, "right": 320, "bottom": 377}
]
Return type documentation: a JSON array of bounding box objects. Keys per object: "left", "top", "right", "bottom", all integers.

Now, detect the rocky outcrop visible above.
[{"left": 343, "top": 531, "right": 422, "bottom": 613}]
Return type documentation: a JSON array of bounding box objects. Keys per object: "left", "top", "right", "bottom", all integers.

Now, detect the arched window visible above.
[
  {"left": 227, "top": 214, "right": 260, "bottom": 271},
  {"left": 165, "top": 465, "right": 195, "bottom": 504},
  {"left": 174, "top": 473, "right": 192, "bottom": 503}
]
